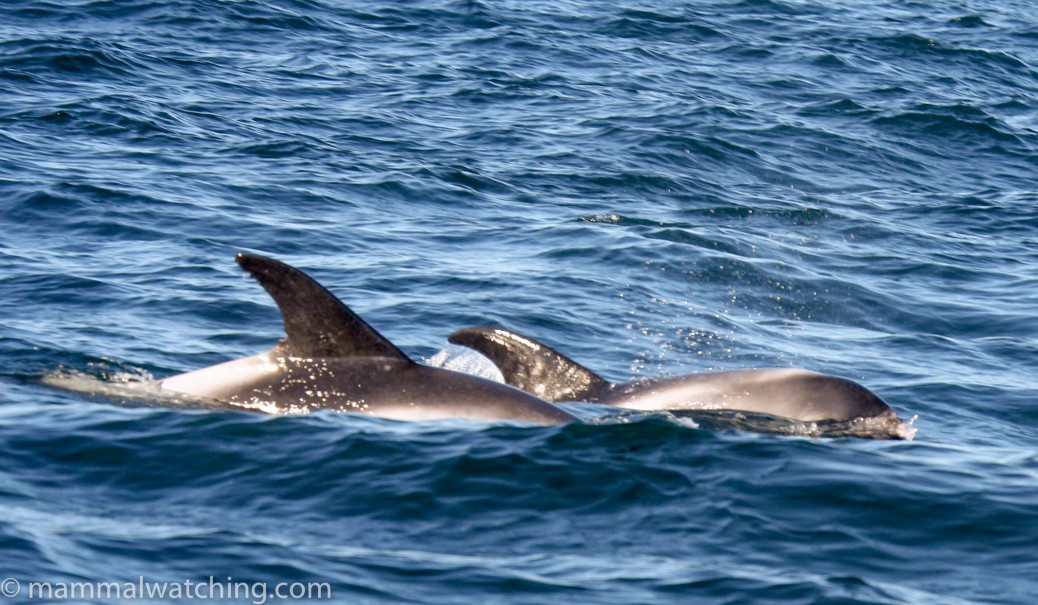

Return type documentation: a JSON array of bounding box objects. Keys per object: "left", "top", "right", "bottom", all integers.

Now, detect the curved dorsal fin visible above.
[
  {"left": 236, "top": 253, "right": 411, "bottom": 361},
  {"left": 448, "top": 326, "right": 610, "bottom": 402}
]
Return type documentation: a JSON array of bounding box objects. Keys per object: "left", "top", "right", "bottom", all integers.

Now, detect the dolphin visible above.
[
  {"left": 448, "top": 326, "right": 900, "bottom": 424},
  {"left": 158, "top": 254, "right": 576, "bottom": 425}
]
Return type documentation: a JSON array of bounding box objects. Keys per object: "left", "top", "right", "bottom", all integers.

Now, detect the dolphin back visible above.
[
  {"left": 236, "top": 253, "right": 411, "bottom": 361},
  {"left": 448, "top": 326, "right": 610, "bottom": 402}
]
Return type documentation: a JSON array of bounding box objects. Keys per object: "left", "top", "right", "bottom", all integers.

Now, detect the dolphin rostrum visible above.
[
  {"left": 158, "top": 255, "right": 576, "bottom": 424},
  {"left": 448, "top": 326, "right": 902, "bottom": 424}
]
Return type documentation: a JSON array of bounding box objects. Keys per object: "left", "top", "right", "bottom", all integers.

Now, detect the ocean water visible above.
[{"left": 2, "top": 0, "right": 1037, "bottom": 603}]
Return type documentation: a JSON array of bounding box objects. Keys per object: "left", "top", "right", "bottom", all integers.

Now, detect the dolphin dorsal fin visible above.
[
  {"left": 236, "top": 253, "right": 411, "bottom": 361},
  {"left": 448, "top": 326, "right": 610, "bottom": 402}
]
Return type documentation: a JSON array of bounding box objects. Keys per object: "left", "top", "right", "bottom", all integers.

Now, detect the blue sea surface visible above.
[{"left": 2, "top": 0, "right": 1037, "bottom": 603}]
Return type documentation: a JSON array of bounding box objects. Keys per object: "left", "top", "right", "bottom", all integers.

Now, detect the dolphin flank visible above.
[
  {"left": 158, "top": 254, "right": 576, "bottom": 424},
  {"left": 449, "top": 326, "right": 902, "bottom": 424}
]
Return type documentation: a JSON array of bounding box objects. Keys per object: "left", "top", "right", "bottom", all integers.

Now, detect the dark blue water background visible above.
[{"left": 2, "top": 1, "right": 1037, "bottom": 603}]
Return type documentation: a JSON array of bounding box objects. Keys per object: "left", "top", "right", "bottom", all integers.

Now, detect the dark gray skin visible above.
[
  {"left": 159, "top": 254, "right": 575, "bottom": 425},
  {"left": 449, "top": 326, "right": 898, "bottom": 423}
]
